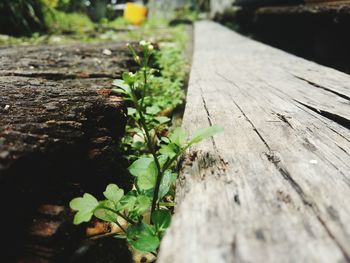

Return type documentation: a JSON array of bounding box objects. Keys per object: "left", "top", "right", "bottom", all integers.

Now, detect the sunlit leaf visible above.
[
  {"left": 103, "top": 184, "right": 124, "bottom": 203},
  {"left": 70, "top": 193, "right": 99, "bottom": 225},
  {"left": 119, "top": 195, "right": 137, "bottom": 211},
  {"left": 159, "top": 143, "right": 178, "bottom": 159},
  {"left": 154, "top": 116, "right": 171, "bottom": 124},
  {"left": 94, "top": 200, "right": 118, "bottom": 222},
  {"left": 128, "top": 157, "right": 153, "bottom": 177},
  {"left": 189, "top": 125, "right": 224, "bottom": 145},
  {"left": 158, "top": 170, "right": 177, "bottom": 199},
  {"left": 170, "top": 127, "right": 187, "bottom": 146}
]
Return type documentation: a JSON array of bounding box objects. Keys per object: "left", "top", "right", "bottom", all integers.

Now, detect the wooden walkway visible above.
[{"left": 158, "top": 21, "right": 350, "bottom": 263}]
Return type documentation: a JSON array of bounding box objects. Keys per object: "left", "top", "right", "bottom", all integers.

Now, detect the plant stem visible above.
[
  {"left": 151, "top": 169, "right": 164, "bottom": 215},
  {"left": 151, "top": 153, "right": 180, "bottom": 215},
  {"left": 114, "top": 218, "right": 127, "bottom": 234},
  {"left": 140, "top": 67, "right": 147, "bottom": 109},
  {"left": 159, "top": 201, "right": 175, "bottom": 207},
  {"left": 99, "top": 206, "right": 136, "bottom": 225},
  {"left": 130, "top": 78, "right": 162, "bottom": 220}
]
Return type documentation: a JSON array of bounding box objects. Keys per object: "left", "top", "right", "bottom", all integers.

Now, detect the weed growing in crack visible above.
[{"left": 70, "top": 41, "right": 223, "bottom": 255}]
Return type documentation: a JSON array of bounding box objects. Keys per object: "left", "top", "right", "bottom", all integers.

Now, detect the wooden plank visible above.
[{"left": 158, "top": 21, "right": 350, "bottom": 262}]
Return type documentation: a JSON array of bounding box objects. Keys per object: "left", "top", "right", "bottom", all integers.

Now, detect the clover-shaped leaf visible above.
[
  {"left": 70, "top": 193, "right": 99, "bottom": 225},
  {"left": 103, "top": 184, "right": 124, "bottom": 204}
]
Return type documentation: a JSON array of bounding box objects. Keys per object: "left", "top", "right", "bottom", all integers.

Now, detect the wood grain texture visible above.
[{"left": 158, "top": 21, "right": 350, "bottom": 263}]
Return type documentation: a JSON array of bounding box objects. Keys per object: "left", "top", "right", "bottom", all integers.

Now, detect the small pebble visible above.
[
  {"left": 309, "top": 159, "right": 318, "bottom": 164},
  {"left": 4, "top": 105, "right": 10, "bottom": 111},
  {"left": 102, "top": 49, "right": 112, "bottom": 56}
]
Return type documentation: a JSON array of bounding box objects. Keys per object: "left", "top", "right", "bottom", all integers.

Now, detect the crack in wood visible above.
[
  {"left": 199, "top": 84, "right": 229, "bottom": 169},
  {"left": 0, "top": 71, "right": 119, "bottom": 80},
  {"left": 294, "top": 99, "right": 350, "bottom": 129},
  {"left": 293, "top": 75, "right": 350, "bottom": 102},
  {"left": 229, "top": 91, "right": 350, "bottom": 260},
  {"left": 293, "top": 103, "right": 350, "bottom": 142}
]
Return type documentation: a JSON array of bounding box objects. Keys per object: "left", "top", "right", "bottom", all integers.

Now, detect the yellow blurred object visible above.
[{"left": 124, "top": 3, "right": 148, "bottom": 26}]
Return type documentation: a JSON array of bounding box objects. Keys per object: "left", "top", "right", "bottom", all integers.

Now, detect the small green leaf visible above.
[
  {"left": 158, "top": 170, "right": 177, "bottom": 199},
  {"left": 152, "top": 210, "right": 171, "bottom": 232},
  {"left": 94, "top": 200, "right": 118, "bottom": 222},
  {"left": 159, "top": 143, "right": 178, "bottom": 159},
  {"left": 73, "top": 210, "right": 94, "bottom": 225},
  {"left": 127, "top": 107, "right": 137, "bottom": 116},
  {"left": 130, "top": 158, "right": 158, "bottom": 191},
  {"left": 70, "top": 193, "right": 98, "bottom": 211},
  {"left": 103, "top": 184, "right": 124, "bottom": 203},
  {"left": 134, "top": 195, "right": 151, "bottom": 215},
  {"left": 119, "top": 195, "right": 137, "bottom": 211},
  {"left": 160, "top": 137, "right": 170, "bottom": 143},
  {"left": 136, "top": 168, "right": 157, "bottom": 191},
  {"left": 127, "top": 223, "right": 160, "bottom": 252},
  {"left": 154, "top": 116, "right": 171, "bottom": 124},
  {"left": 112, "top": 79, "right": 131, "bottom": 94},
  {"left": 122, "top": 72, "right": 135, "bottom": 85},
  {"left": 146, "top": 105, "right": 161, "bottom": 115},
  {"left": 189, "top": 125, "right": 224, "bottom": 145},
  {"left": 170, "top": 127, "right": 187, "bottom": 146},
  {"left": 70, "top": 193, "right": 99, "bottom": 225},
  {"left": 157, "top": 154, "right": 169, "bottom": 168},
  {"left": 128, "top": 157, "right": 153, "bottom": 177}
]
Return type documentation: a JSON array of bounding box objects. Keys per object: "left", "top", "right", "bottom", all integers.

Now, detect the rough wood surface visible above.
[
  {"left": 158, "top": 21, "right": 350, "bottom": 263},
  {"left": 0, "top": 42, "right": 133, "bottom": 262},
  {"left": 0, "top": 42, "right": 134, "bottom": 78},
  {"left": 0, "top": 43, "right": 133, "bottom": 185}
]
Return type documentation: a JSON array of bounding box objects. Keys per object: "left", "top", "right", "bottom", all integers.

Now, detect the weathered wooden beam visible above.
[
  {"left": 158, "top": 21, "right": 350, "bottom": 262},
  {"left": 0, "top": 42, "right": 132, "bottom": 262}
]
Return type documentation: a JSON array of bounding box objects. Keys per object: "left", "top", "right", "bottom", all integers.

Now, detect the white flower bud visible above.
[{"left": 135, "top": 56, "right": 141, "bottom": 63}]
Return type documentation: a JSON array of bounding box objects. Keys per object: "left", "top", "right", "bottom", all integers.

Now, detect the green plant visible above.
[
  {"left": 0, "top": 0, "right": 47, "bottom": 36},
  {"left": 70, "top": 41, "right": 223, "bottom": 254},
  {"left": 45, "top": 9, "right": 95, "bottom": 34}
]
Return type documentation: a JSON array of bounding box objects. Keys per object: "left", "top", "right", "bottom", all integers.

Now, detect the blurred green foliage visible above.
[
  {"left": 0, "top": 0, "right": 47, "bottom": 36},
  {"left": 45, "top": 10, "right": 95, "bottom": 34},
  {"left": 0, "top": 0, "right": 121, "bottom": 36}
]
